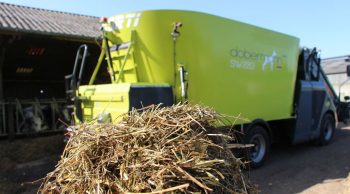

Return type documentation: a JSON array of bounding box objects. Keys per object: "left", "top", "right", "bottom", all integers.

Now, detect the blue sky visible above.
[{"left": 2, "top": 0, "right": 350, "bottom": 58}]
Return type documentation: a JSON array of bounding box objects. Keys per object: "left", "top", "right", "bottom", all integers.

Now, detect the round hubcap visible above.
[{"left": 250, "top": 134, "right": 266, "bottom": 163}]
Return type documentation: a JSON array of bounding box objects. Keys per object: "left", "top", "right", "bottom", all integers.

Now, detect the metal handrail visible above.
[{"left": 73, "top": 44, "right": 89, "bottom": 89}]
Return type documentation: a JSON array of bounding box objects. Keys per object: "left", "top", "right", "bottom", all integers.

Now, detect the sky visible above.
[{"left": 2, "top": 0, "right": 350, "bottom": 58}]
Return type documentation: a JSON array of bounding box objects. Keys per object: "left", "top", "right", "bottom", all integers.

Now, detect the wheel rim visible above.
[
  {"left": 324, "top": 120, "right": 333, "bottom": 141},
  {"left": 250, "top": 134, "right": 266, "bottom": 163}
]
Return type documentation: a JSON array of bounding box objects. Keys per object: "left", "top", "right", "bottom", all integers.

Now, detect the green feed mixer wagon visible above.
[{"left": 65, "top": 10, "right": 344, "bottom": 167}]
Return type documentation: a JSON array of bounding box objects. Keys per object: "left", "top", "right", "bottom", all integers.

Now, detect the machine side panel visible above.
[
  {"left": 129, "top": 85, "right": 173, "bottom": 110},
  {"left": 100, "top": 10, "right": 301, "bottom": 123}
]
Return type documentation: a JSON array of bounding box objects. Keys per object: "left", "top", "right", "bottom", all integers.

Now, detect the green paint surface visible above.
[{"left": 78, "top": 10, "right": 300, "bottom": 123}]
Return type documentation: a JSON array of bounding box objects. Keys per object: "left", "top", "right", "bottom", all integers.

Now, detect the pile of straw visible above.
[{"left": 39, "top": 104, "right": 256, "bottom": 193}]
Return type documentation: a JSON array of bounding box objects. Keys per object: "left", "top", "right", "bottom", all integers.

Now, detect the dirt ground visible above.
[
  {"left": 0, "top": 125, "right": 350, "bottom": 194},
  {"left": 0, "top": 134, "right": 65, "bottom": 194},
  {"left": 250, "top": 124, "right": 350, "bottom": 194}
]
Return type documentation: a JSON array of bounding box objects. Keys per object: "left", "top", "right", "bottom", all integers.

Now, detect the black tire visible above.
[
  {"left": 244, "top": 125, "right": 270, "bottom": 168},
  {"left": 317, "top": 114, "right": 335, "bottom": 145}
]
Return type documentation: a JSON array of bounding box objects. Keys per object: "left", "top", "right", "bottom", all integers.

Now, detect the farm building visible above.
[
  {"left": 322, "top": 55, "right": 350, "bottom": 102},
  {"left": 0, "top": 2, "right": 101, "bottom": 137}
]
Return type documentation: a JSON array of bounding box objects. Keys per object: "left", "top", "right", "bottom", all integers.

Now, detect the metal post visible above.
[
  {"left": 51, "top": 101, "right": 56, "bottom": 130},
  {"left": 0, "top": 47, "right": 5, "bottom": 100},
  {"left": 7, "top": 103, "right": 15, "bottom": 140},
  {"left": 1, "top": 103, "right": 5, "bottom": 135},
  {"left": 0, "top": 42, "right": 5, "bottom": 136}
]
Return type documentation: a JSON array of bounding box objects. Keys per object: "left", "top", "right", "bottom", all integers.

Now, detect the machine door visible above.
[
  {"left": 292, "top": 48, "right": 335, "bottom": 144},
  {"left": 293, "top": 81, "right": 313, "bottom": 144}
]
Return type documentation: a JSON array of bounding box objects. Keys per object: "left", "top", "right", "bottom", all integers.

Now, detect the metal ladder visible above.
[
  {"left": 110, "top": 30, "right": 136, "bottom": 83},
  {"left": 65, "top": 44, "right": 89, "bottom": 123}
]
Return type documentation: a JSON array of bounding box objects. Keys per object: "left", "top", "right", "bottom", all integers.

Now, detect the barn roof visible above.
[{"left": 0, "top": 2, "right": 100, "bottom": 40}]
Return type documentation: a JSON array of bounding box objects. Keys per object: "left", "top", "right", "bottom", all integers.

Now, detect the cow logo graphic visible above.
[
  {"left": 262, "top": 51, "right": 277, "bottom": 71},
  {"left": 229, "top": 48, "right": 286, "bottom": 71}
]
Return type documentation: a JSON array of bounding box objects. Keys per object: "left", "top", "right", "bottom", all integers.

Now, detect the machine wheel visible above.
[
  {"left": 244, "top": 125, "right": 270, "bottom": 168},
  {"left": 317, "top": 113, "right": 335, "bottom": 145}
]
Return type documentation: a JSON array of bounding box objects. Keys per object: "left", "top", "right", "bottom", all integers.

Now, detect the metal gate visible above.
[{"left": 0, "top": 98, "right": 68, "bottom": 138}]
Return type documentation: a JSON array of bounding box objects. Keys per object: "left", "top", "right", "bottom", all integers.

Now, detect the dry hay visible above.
[{"left": 39, "top": 104, "right": 256, "bottom": 194}]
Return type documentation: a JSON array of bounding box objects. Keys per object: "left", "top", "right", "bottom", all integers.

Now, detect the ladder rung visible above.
[
  {"left": 66, "top": 90, "right": 74, "bottom": 94},
  {"left": 66, "top": 105, "right": 75, "bottom": 109}
]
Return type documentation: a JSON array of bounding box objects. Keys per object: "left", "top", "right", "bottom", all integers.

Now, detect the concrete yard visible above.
[
  {"left": 1, "top": 125, "right": 350, "bottom": 193},
  {"left": 250, "top": 124, "right": 350, "bottom": 194}
]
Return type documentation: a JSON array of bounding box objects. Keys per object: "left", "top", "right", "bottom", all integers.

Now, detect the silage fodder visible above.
[{"left": 39, "top": 104, "right": 256, "bottom": 194}]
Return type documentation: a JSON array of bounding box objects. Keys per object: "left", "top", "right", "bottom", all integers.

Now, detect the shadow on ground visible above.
[
  {"left": 1, "top": 126, "right": 350, "bottom": 194},
  {"left": 0, "top": 134, "right": 65, "bottom": 194},
  {"left": 250, "top": 124, "right": 350, "bottom": 194}
]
